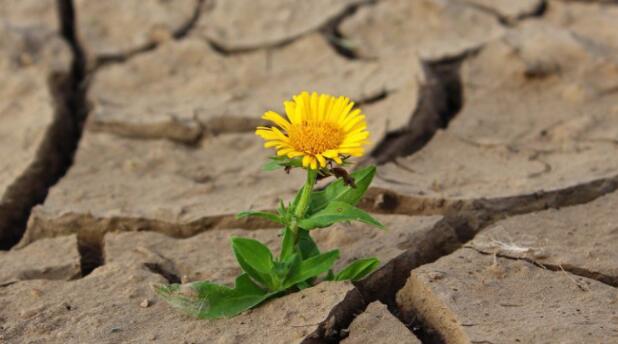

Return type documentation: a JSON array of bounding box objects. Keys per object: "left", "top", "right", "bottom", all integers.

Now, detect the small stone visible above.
[
  {"left": 180, "top": 275, "right": 190, "bottom": 284},
  {"left": 140, "top": 299, "right": 150, "bottom": 308}
]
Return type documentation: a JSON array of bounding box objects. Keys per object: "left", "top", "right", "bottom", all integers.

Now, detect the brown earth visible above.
[{"left": 2, "top": 0, "right": 618, "bottom": 343}]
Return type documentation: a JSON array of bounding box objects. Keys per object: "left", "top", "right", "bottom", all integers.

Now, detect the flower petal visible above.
[
  {"left": 262, "top": 111, "right": 290, "bottom": 130},
  {"left": 302, "top": 155, "right": 312, "bottom": 168},
  {"left": 310, "top": 156, "right": 318, "bottom": 170},
  {"left": 285, "top": 101, "right": 299, "bottom": 124}
]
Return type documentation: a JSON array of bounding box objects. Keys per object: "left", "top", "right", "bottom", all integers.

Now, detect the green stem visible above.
[{"left": 291, "top": 169, "right": 318, "bottom": 245}]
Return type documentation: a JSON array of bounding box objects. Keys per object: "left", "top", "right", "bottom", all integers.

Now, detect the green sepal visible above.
[
  {"left": 231, "top": 237, "right": 277, "bottom": 290},
  {"left": 153, "top": 274, "right": 276, "bottom": 319},
  {"left": 298, "top": 201, "right": 384, "bottom": 230},
  {"left": 263, "top": 156, "right": 303, "bottom": 171},
  {"left": 335, "top": 257, "right": 380, "bottom": 281}
]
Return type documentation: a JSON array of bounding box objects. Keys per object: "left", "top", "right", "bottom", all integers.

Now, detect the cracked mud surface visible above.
[
  {"left": 0, "top": 263, "right": 361, "bottom": 344},
  {"left": 396, "top": 248, "right": 618, "bottom": 343},
  {"left": 0, "top": 235, "right": 80, "bottom": 287},
  {"left": 2, "top": 0, "right": 618, "bottom": 343},
  {"left": 342, "top": 301, "right": 421, "bottom": 344}
]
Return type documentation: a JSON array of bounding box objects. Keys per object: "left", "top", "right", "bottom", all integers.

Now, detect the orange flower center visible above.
[{"left": 288, "top": 121, "right": 344, "bottom": 155}]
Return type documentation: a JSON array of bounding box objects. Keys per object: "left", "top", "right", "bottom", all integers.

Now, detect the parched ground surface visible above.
[{"left": 1, "top": 0, "right": 618, "bottom": 343}]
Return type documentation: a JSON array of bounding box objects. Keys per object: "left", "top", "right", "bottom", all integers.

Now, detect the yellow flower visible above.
[{"left": 256, "top": 92, "right": 369, "bottom": 170}]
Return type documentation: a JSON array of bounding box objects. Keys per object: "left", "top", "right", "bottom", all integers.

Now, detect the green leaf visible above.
[
  {"left": 297, "top": 229, "right": 320, "bottom": 259},
  {"left": 236, "top": 210, "right": 282, "bottom": 224},
  {"left": 298, "top": 201, "right": 384, "bottom": 230},
  {"left": 231, "top": 237, "right": 277, "bottom": 290},
  {"left": 283, "top": 250, "right": 340, "bottom": 289},
  {"left": 290, "top": 186, "right": 303, "bottom": 213},
  {"left": 277, "top": 200, "right": 286, "bottom": 217},
  {"left": 335, "top": 257, "right": 380, "bottom": 281},
  {"left": 154, "top": 274, "right": 276, "bottom": 319},
  {"left": 295, "top": 281, "right": 312, "bottom": 290},
  {"left": 281, "top": 253, "right": 302, "bottom": 284},
  {"left": 307, "top": 166, "right": 376, "bottom": 215}
]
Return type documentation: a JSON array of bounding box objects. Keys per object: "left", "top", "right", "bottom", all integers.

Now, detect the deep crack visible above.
[
  {"left": 341, "top": 214, "right": 489, "bottom": 344},
  {"left": 0, "top": 0, "right": 88, "bottom": 250},
  {"left": 363, "top": 168, "right": 618, "bottom": 217},
  {"left": 385, "top": 303, "right": 443, "bottom": 344},
  {"left": 352, "top": 170, "right": 618, "bottom": 343},
  {"left": 320, "top": 0, "right": 377, "bottom": 60},
  {"left": 143, "top": 262, "right": 181, "bottom": 284},
  {"left": 368, "top": 54, "right": 465, "bottom": 165},
  {"left": 302, "top": 287, "right": 367, "bottom": 344}
]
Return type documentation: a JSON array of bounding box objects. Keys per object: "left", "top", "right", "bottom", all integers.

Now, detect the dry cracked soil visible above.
[{"left": 1, "top": 0, "right": 618, "bottom": 343}]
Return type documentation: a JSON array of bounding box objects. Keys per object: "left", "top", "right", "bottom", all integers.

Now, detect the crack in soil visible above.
[
  {"left": 207, "top": 0, "right": 377, "bottom": 57},
  {"left": 302, "top": 288, "right": 367, "bottom": 344},
  {"left": 20, "top": 210, "right": 284, "bottom": 275},
  {"left": 28, "top": 164, "right": 618, "bottom": 278},
  {"left": 367, "top": 54, "right": 465, "bottom": 165},
  {"left": 77, "top": 234, "right": 103, "bottom": 277},
  {"left": 460, "top": 0, "right": 547, "bottom": 26},
  {"left": 206, "top": 29, "right": 299, "bottom": 57},
  {"left": 94, "top": 0, "right": 206, "bottom": 69},
  {"left": 466, "top": 246, "right": 618, "bottom": 289},
  {"left": 345, "top": 170, "right": 618, "bottom": 343},
  {"left": 143, "top": 262, "right": 182, "bottom": 284},
  {"left": 363, "top": 170, "right": 618, "bottom": 217},
  {"left": 387, "top": 304, "right": 445, "bottom": 344},
  {"left": 354, "top": 89, "right": 388, "bottom": 106},
  {"left": 0, "top": 0, "right": 88, "bottom": 250},
  {"left": 356, "top": 171, "right": 618, "bottom": 297},
  {"left": 320, "top": 0, "right": 377, "bottom": 60},
  {"left": 355, "top": 212, "right": 489, "bottom": 302},
  {"left": 299, "top": 214, "right": 492, "bottom": 344}
]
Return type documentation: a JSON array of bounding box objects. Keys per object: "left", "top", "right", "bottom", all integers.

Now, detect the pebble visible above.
[{"left": 140, "top": 299, "right": 151, "bottom": 308}]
